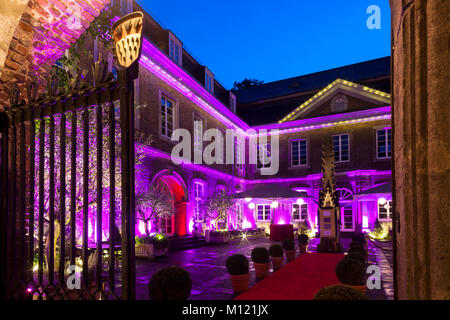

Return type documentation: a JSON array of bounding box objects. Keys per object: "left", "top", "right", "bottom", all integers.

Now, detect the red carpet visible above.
[{"left": 235, "top": 253, "right": 344, "bottom": 300}]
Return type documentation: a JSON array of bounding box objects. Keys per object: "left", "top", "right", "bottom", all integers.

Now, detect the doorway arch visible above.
[{"left": 150, "top": 170, "right": 188, "bottom": 236}]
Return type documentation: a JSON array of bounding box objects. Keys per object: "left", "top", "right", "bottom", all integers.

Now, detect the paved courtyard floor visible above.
[{"left": 134, "top": 236, "right": 393, "bottom": 300}]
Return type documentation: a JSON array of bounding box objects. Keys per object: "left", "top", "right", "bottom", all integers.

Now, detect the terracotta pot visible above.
[
  {"left": 285, "top": 250, "right": 296, "bottom": 261},
  {"left": 229, "top": 273, "right": 250, "bottom": 293},
  {"left": 299, "top": 243, "right": 308, "bottom": 254},
  {"left": 340, "top": 283, "right": 367, "bottom": 294},
  {"left": 271, "top": 256, "right": 284, "bottom": 270},
  {"left": 253, "top": 262, "right": 270, "bottom": 278}
]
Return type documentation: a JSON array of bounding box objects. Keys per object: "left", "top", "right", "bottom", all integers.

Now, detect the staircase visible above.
[{"left": 169, "top": 235, "right": 207, "bottom": 251}]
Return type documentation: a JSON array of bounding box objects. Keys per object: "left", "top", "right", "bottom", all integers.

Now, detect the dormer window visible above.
[
  {"left": 169, "top": 33, "right": 182, "bottom": 66},
  {"left": 229, "top": 92, "right": 236, "bottom": 113},
  {"left": 331, "top": 95, "right": 348, "bottom": 112},
  {"left": 205, "top": 69, "right": 214, "bottom": 94}
]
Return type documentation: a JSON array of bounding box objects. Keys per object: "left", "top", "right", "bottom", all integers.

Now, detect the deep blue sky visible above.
[{"left": 137, "top": 0, "right": 391, "bottom": 89}]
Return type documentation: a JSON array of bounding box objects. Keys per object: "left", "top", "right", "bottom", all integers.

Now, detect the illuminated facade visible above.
[{"left": 107, "top": 1, "right": 393, "bottom": 237}]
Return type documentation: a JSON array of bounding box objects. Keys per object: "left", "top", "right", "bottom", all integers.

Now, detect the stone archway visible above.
[
  {"left": 150, "top": 170, "right": 189, "bottom": 237},
  {"left": 0, "top": 0, "right": 110, "bottom": 107}
]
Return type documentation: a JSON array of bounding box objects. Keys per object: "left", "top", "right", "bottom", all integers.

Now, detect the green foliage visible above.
[
  {"left": 269, "top": 244, "right": 283, "bottom": 257},
  {"left": 251, "top": 247, "right": 270, "bottom": 263},
  {"left": 369, "top": 219, "right": 392, "bottom": 240},
  {"left": 226, "top": 254, "right": 249, "bottom": 275},
  {"left": 232, "top": 78, "right": 264, "bottom": 91},
  {"left": 136, "top": 234, "right": 169, "bottom": 250},
  {"left": 206, "top": 191, "right": 233, "bottom": 230},
  {"left": 148, "top": 266, "right": 192, "bottom": 300},
  {"left": 282, "top": 239, "right": 295, "bottom": 250},
  {"left": 335, "top": 258, "right": 365, "bottom": 285},
  {"left": 314, "top": 285, "right": 368, "bottom": 300}
]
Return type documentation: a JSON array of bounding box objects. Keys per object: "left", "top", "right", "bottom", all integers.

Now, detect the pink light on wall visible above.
[
  {"left": 362, "top": 215, "right": 369, "bottom": 230},
  {"left": 242, "top": 219, "right": 252, "bottom": 229}
]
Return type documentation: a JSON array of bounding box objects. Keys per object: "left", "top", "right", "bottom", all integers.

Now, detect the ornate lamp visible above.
[{"left": 112, "top": 11, "right": 144, "bottom": 69}]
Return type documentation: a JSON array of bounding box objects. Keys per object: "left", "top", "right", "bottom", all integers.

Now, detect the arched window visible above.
[{"left": 331, "top": 95, "right": 348, "bottom": 112}]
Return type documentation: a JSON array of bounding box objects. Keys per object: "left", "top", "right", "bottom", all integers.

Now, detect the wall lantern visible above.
[
  {"left": 378, "top": 197, "right": 387, "bottom": 205},
  {"left": 113, "top": 11, "right": 144, "bottom": 68},
  {"left": 244, "top": 197, "right": 252, "bottom": 203},
  {"left": 296, "top": 198, "right": 304, "bottom": 205},
  {"left": 248, "top": 203, "right": 255, "bottom": 209},
  {"left": 271, "top": 201, "right": 279, "bottom": 209}
]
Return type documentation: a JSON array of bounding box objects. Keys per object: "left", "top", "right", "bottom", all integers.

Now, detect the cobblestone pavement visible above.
[{"left": 133, "top": 236, "right": 394, "bottom": 300}]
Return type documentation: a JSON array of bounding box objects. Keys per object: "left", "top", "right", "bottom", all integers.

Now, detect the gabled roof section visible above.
[{"left": 278, "top": 79, "right": 391, "bottom": 123}]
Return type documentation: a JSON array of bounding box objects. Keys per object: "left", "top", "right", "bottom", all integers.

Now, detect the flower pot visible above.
[
  {"left": 229, "top": 273, "right": 250, "bottom": 293},
  {"left": 271, "top": 256, "right": 284, "bottom": 270},
  {"left": 136, "top": 243, "right": 169, "bottom": 259},
  {"left": 253, "top": 262, "right": 270, "bottom": 278},
  {"left": 299, "top": 243, "right": 308, "bottom": 254},
  {"left": 340, "top": 283, "right": 367, "bottom": 294},
  {"left": 285, "top": 250, "right": 296, "bottom": 261}
]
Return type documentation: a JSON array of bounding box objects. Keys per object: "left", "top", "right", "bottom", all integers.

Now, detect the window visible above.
[
  {"left": 292, "top": 203, "right": 308, "bottom": 221},
  {"left": 235, "top": 139, "right": 244, "bottom": 172},
  {"left": 169, "top": 34, "right": 182, "bottom": 66},
  {"left": 342, "top": 207, "right": 354, "bottom": 231},
  {"left": 205, "top": 70, "right": 214, "bottom": 94},
  {"left": 229, "top": 93, "right": 236, "bottom": 113},
  {"left": 194, "top": 181, "right": 205, "bottom": 221},
  {"left": 257, "top": 144, "right": 271, "bottom": 169},
  {"left": 333, "top": 134, "right": 350, "bottom": 162},
  {"left": 216, "top": 185, "right": 226, "bottom": 194},
  {"left": 160, "top": 96, "right": 174, "bottom": 137},
  {"left": 256, "top": 204, "right": 271, "bottom": 221},
  {"left": 236, "top": 203, "right": 243, "bottom": 222},
  {"left": 331, "top": 95, "right": 348, "bottom": 112},
  {"left": 378, "top": 200, "right": 393, "bottom": 220},
  {"left": 377, "top": 128, "right": 392, "bottom": 159},
  {"left": 193, "top": 115, "right": 203, "bottom": 153},
  {"left": 291, "top": 139, "right": 308, "bottom": 166}
]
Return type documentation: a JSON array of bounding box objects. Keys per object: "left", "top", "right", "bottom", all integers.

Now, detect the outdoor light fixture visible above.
[
  {"left": 296, "top": 198, "right": 304, "bottom": 205},
  {"left": 248, "top": 203, "right": 255, "bottom": 209},
  {"left": 271, "top": 201, "right": 279, "bottom": 208},
  {"left": 244, "top": 197, "right": 252, "bottom": 202},
  {"left": 378, "top": 197, "right": 387, "bottom": 205},
  {"left": 113, "top": 11, "right": 144, "bottom": 68}
]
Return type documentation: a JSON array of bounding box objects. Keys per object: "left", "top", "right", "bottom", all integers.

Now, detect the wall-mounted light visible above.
[
  {"left": 244, "top": 197, "right": 252, "bottom": 203},
  {"left": 296, "top": 198, "right": 304, "bottom": 205},
  {"left": 271, "top": 201, "right": 279, "bottom": 209},
  {"left": 378, "top": 197, "right": 387, "bottom": 205},
  {"left": 248, "top": 203, "right": 255, "bottom": 209}
]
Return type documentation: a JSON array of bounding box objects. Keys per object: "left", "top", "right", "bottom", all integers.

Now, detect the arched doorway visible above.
[
  {"left": 150, "top": 170, "right": 188, "bottom": 237},
  {"left": 337, "top": 188, "right": 355, "bottom": 232}
]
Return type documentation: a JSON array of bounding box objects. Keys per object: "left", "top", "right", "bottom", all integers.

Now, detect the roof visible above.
[{"left": 235, "top": 57, "right": 391, "bottom": 105}]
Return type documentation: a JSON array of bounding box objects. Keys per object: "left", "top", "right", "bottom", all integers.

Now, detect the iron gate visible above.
[{"left": 0, "top": 60, "right": 137, "bottom": 300}]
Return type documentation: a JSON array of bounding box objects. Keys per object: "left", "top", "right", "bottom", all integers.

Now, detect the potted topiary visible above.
[
  {"left": 251, "top": 247, "right": 270, "bottom": 278},
  {"left": 298, "top": 233, "right": 309, "bottom": 254},
  {"left": 313, "top": 284, "right": 368, "bottom": 300},
  {"left": 135, "top": 233, "right": 170, "bottom": 259},
  {"left": 148, "top": 266, "right": 192, "bottom": 300},
  {"left": 282, "top": 239, "right": 296, "bottom": 261},
  {"left": 226, "top": 254, "right": 250, "bottom": 293},
  {"left": 345, "top": 252, "right": 366, "bottom": 265},
  {"left": 335, "top": 258, "right": 366, "bottom": 293},
  {"left": 269, "top": 244, "right": 284, "bottom": 270},
  {"left": 348, "top": 246, "right": 367, "bottom": 260}
]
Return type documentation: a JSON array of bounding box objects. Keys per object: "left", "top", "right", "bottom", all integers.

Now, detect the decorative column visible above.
[{"left": 390, "top": 0, "right": 450, "bottom": 299}]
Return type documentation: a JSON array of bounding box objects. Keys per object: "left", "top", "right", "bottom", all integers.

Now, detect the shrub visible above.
[
  {"left": 348, "top": 246, "right": 367, "bottom": 258},
  {"left": 226, "top": 254, "right": 249, "bottom": 275},
  {"left": 335, "top": 258, "right": 365, "bottom": 285},
  {"left": 351, "top": 233, "right": 366, "bottom": 244},
  {"left": 317, "top": 238, "right": 342, "bottom": 253},
  {"left": 282, "top": 239, "right": 295, "bottom": 251},
  {"left": 298, "top": 233, "right": 309, "bottom": 245},
  {"left": 349, "top": 241, "right": 365, "bottom": 249},
  {"left": 148, "top": 266, "right": 192, "bottom": 300},
  {"left": 345, "top": 252, "right": 365, "bottom": 264},
  {"left": 313, "top": 284, "right": 368, "bottom": 300},
  {"left": 136, "top": 234, "right": 170, "bottom": 250},
  {"left": 269, "top": 244, "right": 283, "bottom": 257},
  {"left": 251, "top": 247, "right": 270, "bottom": 263}
]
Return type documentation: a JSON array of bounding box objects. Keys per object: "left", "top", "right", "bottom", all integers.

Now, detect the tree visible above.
[
  {"left": 205, "top": 191, "right": 234, "bottom": 230},
  {"left": 232, "top": 78, "right": 264, "bottom": 91},
  {"left": 136, "top": 189, "right": 175, "bottom": 235}
]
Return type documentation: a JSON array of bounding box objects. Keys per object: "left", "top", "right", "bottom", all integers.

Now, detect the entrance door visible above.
[
  {"left": 341, "top": 205, "right": 355, "bottom": 232},
  {"left": 160, "top": 217, "right": 174, "bottom": 236}
]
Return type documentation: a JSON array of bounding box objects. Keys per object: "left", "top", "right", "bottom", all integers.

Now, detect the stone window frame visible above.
[
  {"left": 331, "top": 94, "right": 348, "bottom": 112},
  {"left": 159, "top": 90, "right": 178, "bottom": 141},
  {"left": 289, "top": 137, "right": 309, "bottom": 168},
  {"left": 256, "top": 204, "right": 271, "bottom": 222},
  {"left": 332, "top": 133, "right": 351, "bottom": 163},
  {"left": 375, "top": 126, "right": 392, "bottom": 160},
  {"left": 169, "top": 32, "right": 182, "bottom": 66}
]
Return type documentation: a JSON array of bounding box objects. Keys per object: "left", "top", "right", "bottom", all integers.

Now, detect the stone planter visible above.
[
  {"left": 207, "top": 231, "right": 231, "bottom": 244},
  {"left": 136, "top": 243, "right": 169, "bottom": 259},
  {"left": 229, "top": 273, "right": 250, "bottom": 293},
  {"left": 253, "top": 262, "right": 270, "bottom": 278},
  {"left": 285, "top": 249, "right": 296, "bottom": 261},
  {"left": 271, "top": 256, "right": 284, "bottom": 270}
]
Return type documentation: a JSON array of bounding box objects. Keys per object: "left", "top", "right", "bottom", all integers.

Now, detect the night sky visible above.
[{"left": 137, "top": 0, "right": 391, "bottom": 89}]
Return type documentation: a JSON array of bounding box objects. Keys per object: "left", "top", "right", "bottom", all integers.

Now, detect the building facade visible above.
[{"left": 101, "top": 1, "right": 393, "bottom": 238}]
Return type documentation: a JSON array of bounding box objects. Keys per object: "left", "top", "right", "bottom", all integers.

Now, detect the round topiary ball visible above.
[
  {"left": 313, "top": 284, "right": 368, "bottom": 300},
  {"left": 148, "top": 266, "right": 192, "bottom": 300},
  {"left": 348, "top": 246, "right": 367, "bottom": 258},
  {"left": 298, "top": 233, "right": 309, "bottom": 245},
  {"left": 269, "top": 244, "right": 284, "bottom": 257},
  {"left": 345, "top": 252, "right": 366, "bottom": 264},
  {"left": 251, "top": 247, "right": 270, "bottom": 263},
  {"left": 226, "top": 254, "right": 249, "bottom": 275},
  {"left": 282, "top": 238, "right": 295, "bottom": 251},
  {"left": 335, "top": 258, "right": 366, "bottom": 286}
]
